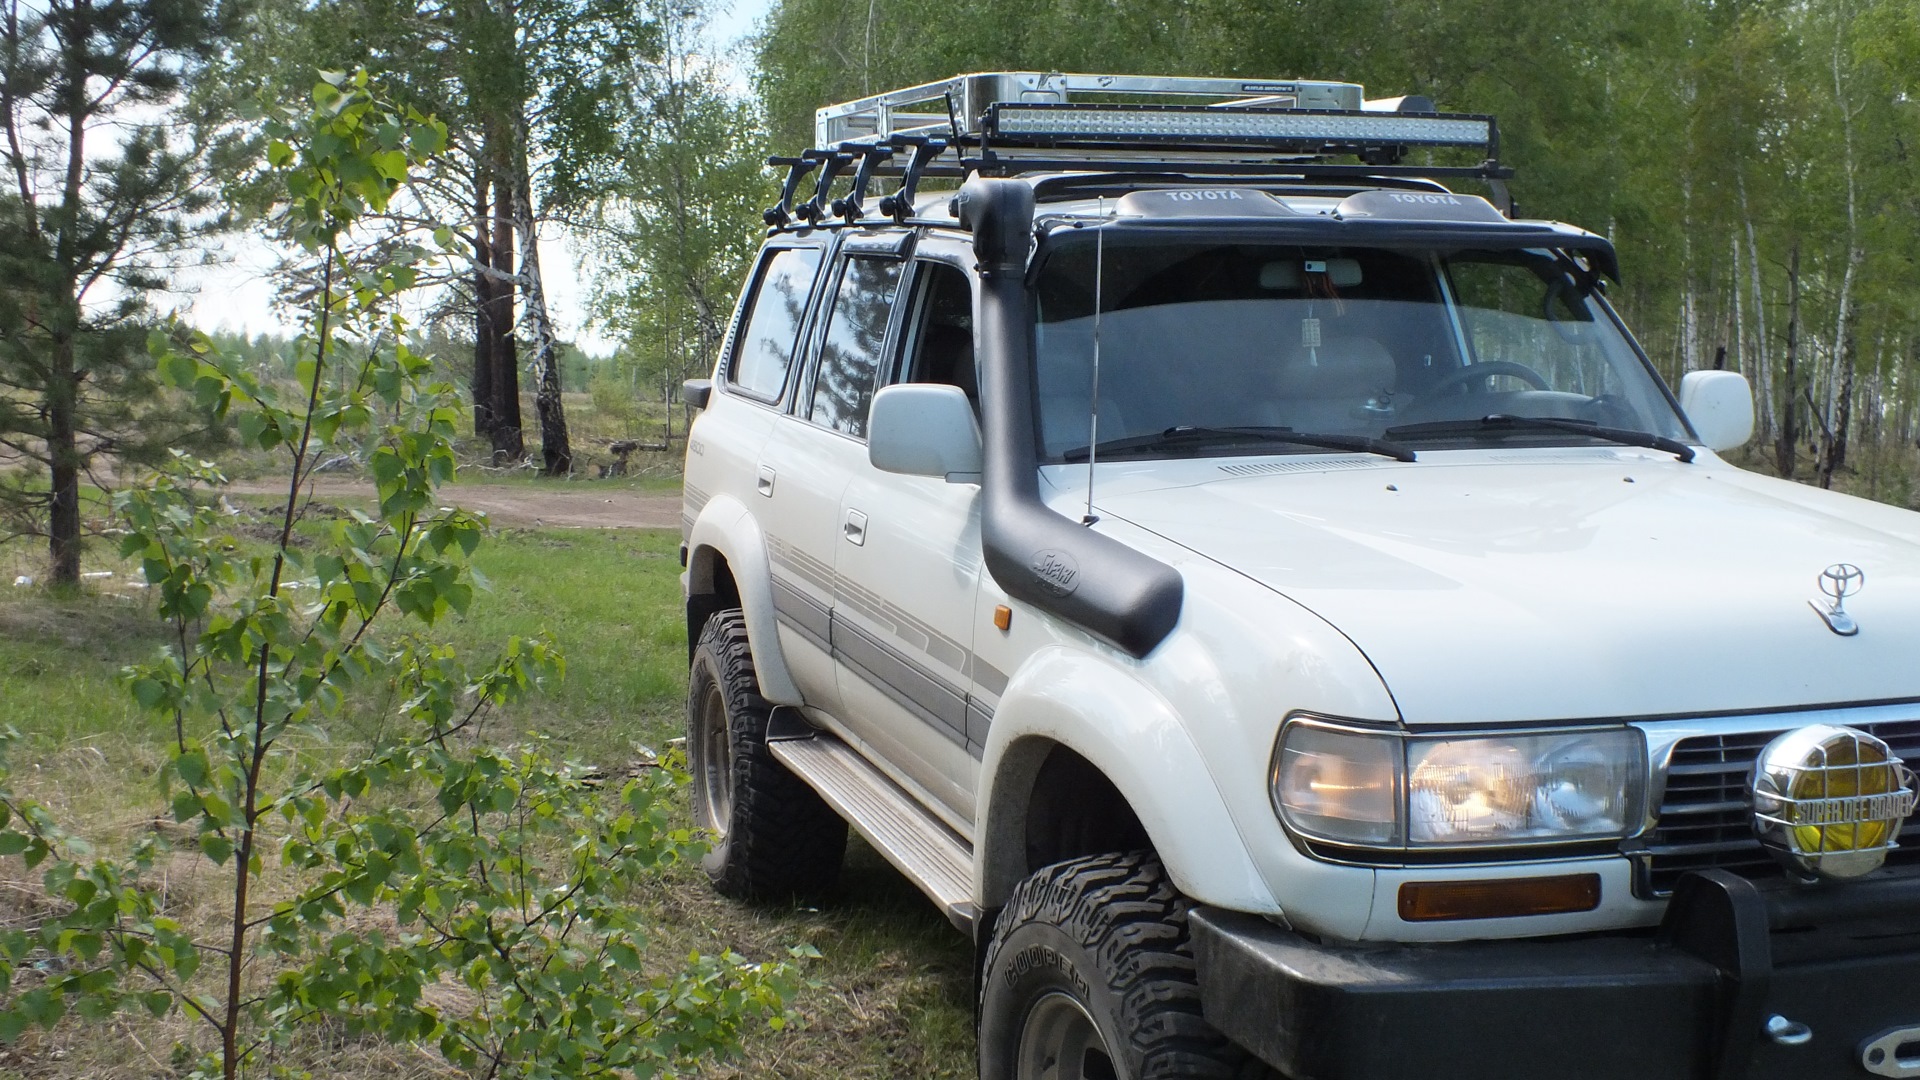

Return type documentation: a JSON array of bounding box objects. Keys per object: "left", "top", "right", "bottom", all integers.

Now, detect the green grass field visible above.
[{"left": 0, "top": 523, "right": 974, "bottom": 1079}]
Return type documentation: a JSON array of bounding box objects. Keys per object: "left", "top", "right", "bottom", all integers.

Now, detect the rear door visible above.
[
  {"left": 757, "top": 236, "right": 915, "bottom": 718},
  {"left": 730, "top": 241, "right": 845, "bottom": 712}
]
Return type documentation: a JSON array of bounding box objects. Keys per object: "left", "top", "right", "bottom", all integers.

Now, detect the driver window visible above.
[
  {"left": 895, "top": 262, "right": 977, "bottom": 408},
  {"left": 1445, "top": 258, "right": 1615, "bottom": 399}
]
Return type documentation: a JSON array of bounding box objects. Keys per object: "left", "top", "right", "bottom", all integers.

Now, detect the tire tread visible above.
[
  {"left": 691, "top": 610, "right": 847, "bottom": 900},
  {"left": 982, "top": 851, "right": 1276, "bottom": 1079}
]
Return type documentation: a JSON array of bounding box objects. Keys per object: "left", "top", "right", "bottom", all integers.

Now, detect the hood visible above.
[{"left": 1092, "top": 450, "right": 1920, "bottom": 725}]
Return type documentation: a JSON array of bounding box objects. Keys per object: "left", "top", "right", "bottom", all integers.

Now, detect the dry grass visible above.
[{"left": 0, "top": 521, "right": 976, "bottom": 1080}]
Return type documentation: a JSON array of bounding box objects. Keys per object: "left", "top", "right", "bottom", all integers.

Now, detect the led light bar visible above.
[{"left": 988, "top": 104, "right": 1494, "bottom": 152}]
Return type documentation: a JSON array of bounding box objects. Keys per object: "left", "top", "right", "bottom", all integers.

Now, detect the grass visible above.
[{"left": 0, "top": 520, "right": 976, "bottom": 1079}]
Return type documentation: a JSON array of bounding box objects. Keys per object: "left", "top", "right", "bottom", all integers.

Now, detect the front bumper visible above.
[{"left": 1190, "top": 867, "right": 1920, "bottom": 1080}]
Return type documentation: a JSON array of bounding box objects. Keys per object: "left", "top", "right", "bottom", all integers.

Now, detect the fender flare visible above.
[
  {"left": 684, "top": 493, "right": 804, "bottom": 705},
  {"left": 975, "top": 646, "right": 1279, "bottom": 914}
]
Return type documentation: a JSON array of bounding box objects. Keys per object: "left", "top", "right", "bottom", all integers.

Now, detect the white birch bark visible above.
[
  {"left": 1827, "top": 18, "right": 1863, "bottom": 447},
  {"left": 1739, "top": 174, "right": 1772, "bottom": 440}
]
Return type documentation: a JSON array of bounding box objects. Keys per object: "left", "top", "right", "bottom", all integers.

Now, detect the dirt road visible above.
[{"left": 223, "top": 477, "right": 683, "bottom": 530}]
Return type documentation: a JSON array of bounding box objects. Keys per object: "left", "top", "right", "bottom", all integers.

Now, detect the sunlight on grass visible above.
[{"left": 0, "top": 522, "right": 978, "bottom": 1079}]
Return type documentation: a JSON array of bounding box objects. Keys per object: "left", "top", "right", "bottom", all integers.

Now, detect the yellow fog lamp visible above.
[{"left": 1750, "top": 724, "right": 1919, "bottom": 881}]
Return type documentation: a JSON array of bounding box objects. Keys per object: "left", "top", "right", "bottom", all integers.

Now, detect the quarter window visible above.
[
  {"left": 809, "top": 255, "right": 904, "bottom": 437},
  {"left": 729, "top": 247, "right": 823, "bottom": 400}
]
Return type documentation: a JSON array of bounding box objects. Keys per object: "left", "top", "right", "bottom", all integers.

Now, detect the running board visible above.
[{"left": 768, "top": 716, "right": 977, "bottom": 934}]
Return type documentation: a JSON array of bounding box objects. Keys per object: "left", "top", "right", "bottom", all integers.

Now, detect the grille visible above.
[{"left": 1637, "top": 718, "right": 1920, "bottom": 897}]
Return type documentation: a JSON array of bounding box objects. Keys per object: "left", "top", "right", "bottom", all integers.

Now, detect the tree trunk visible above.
[
  {"left": 46, "top": 336, "right": 79, "bottom": 586},
  {"left": 472, "top": 166, "right": 496, "bottom": 439},
  {"left": 1775, "top": 244, "right": 1800, "bottom": 480},
  {"left": 1739, "top": 176, "right": 1771, "bottom": 442},
  {"left": 1819, "top": 328, "right": 1856, "bottom": 489},
  {"left": 512, "top": 137, "right": 570, "bottom": 476},
  {"left": 46, "top": 6, "right": 87, "bottom": 590},
  {"left": 1729, "top": 234, "right": 1742, "bottom": 377},
  {"left": 489, "top": 145, "right": 524, "bottom": 463},
  {"left": 1821, "top": 15, "right": 1863, "bottom": 489}
]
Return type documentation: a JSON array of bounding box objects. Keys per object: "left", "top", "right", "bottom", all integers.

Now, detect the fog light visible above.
[{"left": 1397, "top": 873, "right": 1601, "bottom": 921}]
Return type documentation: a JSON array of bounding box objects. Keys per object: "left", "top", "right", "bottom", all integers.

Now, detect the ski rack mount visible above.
[{"left": 765, "top": 71, "right": 1513, "bottom": 229}]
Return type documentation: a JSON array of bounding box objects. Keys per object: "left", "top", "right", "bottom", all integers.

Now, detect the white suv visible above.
[{"left": 680, "top": 73, "right": 1920, "bottom": 1080}]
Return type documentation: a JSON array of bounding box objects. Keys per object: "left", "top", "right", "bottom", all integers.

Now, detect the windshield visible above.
[{"left": 1032, "top": 235, "right": 1690, "bottom": 462}]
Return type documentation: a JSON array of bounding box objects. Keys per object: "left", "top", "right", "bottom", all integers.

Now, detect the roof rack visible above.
[{"left": 767, "top": 72, "right": 1512, "bottom": 228}]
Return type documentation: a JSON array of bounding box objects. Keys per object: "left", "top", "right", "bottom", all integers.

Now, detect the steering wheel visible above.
[{"left": 1423, "top": 360, "right": 1552, "bottom": 397}]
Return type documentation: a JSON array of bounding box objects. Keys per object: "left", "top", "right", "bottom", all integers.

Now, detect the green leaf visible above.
[
  {"left": 17, "top": 988, "right": 62, "bottom": 1028},
  {"left": 130, "top": 675, "right": 169, "bottom": 710},
  {"left": 199, "top": 833, "right": 233, "bottom": 865}
]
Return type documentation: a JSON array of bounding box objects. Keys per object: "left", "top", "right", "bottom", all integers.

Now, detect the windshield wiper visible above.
[
  {"left": 1385, "top": 414, "right": 1695, "bottom": 463},
  {"left": 1062, "top": 425, "right": 1417, "bottom": 464}
]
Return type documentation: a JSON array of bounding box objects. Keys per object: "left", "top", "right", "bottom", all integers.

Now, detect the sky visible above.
[{"left": 173, "top": 0, "right": 777, "bottom": 357}]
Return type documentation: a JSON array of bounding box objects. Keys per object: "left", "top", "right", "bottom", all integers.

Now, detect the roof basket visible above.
[{"left": 767, "top": 72, "right": 1511, "bottom": 228}]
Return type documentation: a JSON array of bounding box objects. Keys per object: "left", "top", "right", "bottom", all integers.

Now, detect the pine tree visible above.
[{"left": 0, "top": 0, "right": 236, "bottom": 585}]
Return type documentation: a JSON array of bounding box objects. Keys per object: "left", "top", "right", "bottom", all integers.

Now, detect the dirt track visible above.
[{"left": 222, "top": 477, "right": 683, "bottom": 530}]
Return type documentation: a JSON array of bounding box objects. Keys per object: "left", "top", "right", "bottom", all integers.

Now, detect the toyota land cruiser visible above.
[{"left": 679, "top": 72, "right": 1920, "bottom": 1080}]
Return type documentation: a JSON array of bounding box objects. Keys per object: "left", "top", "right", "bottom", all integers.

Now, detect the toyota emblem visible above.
[{"left": 1810, "top": 563, "right": 1865, "bottom": 636}]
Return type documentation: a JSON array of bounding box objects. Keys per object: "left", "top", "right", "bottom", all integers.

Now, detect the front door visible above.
[{"left": 831, "top": 259, "right": 985, "bottom": 831}]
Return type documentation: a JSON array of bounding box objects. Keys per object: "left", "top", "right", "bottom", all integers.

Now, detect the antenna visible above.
[{"left": 1083, "top": 203, "right": 1105, "bottom": 526}]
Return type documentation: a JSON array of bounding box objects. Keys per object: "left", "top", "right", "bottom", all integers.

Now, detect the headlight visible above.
[
  {"left": 1272, "top": 720, "right": 1646, "bottom": 850},
  {"left": 1407, "top": 730, "right": 1645, "bottom": 846}
]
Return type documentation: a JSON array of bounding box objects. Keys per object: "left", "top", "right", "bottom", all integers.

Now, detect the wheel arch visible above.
[
  {"left": 975, "top": 648, "right": 1279, "bottom": 915},
  {"left": 683, "top": 494, "right": 803, "bottom": 705}
]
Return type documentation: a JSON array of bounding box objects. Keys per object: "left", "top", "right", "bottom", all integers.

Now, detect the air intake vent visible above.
[
  {"left": 1217, "top": 457, "right": 1388, "bottom": 477},
  {"left": 1485, "top": 449, "right": 1624, "bottom": 463}
]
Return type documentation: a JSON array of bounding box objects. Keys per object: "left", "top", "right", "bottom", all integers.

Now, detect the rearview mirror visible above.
[
  {"left": 868, "top": 384, "right": 982, "bottom": 482},
  {"left": 1678, "top": 370, "right": 1754, "bottom": 452}
]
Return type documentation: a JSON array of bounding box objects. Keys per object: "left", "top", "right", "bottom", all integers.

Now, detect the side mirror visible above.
[
  {"left": 1678, "top": 370, "right": 1754, "bottom": 452},
  {"left": 868, "top": 384, "right": 982, "bottom": 483},
  {"left": 681, "top": 378, "right": 713, "bottom": 410}
]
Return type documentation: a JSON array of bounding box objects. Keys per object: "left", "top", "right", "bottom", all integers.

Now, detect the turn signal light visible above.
[{"left": 1397, "top": 873, "right": 1601, "bottom": 922}]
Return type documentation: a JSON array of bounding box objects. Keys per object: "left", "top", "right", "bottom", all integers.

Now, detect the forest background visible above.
[{"left": 2, "top": 0, "right": 1919, "bottom": 586}]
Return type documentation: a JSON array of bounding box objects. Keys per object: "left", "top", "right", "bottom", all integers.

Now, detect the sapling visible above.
[{"left": 0, "top": 71, "right": 800, "bottom": 1080}]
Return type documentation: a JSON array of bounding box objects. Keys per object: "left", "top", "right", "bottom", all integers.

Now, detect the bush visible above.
[{"left": 0, "top": 71, "right": 800, "bottom": 1080}]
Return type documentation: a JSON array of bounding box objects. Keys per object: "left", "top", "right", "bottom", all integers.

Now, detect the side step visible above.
[{"left": 768, "top": 717, "right": 977, "bottom": 934}]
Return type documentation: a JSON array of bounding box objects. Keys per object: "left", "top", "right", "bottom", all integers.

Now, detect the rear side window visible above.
[
  {"left": 809, "top": 255, "right": 904, "bottom": 437},
  {"left": 729, "top": 247, "right": 823, "bottom": 400}
]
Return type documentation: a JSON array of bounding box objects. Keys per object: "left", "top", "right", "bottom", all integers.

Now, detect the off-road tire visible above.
[
  {"left": 979, "top": 851, "right": 1274, "bottom": 1080},
  {"left": 687, "top": 609, "right": 846, "bottom": 900}
]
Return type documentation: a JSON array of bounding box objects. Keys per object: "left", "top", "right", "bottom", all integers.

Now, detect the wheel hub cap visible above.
[{"left": 1016, "top": 992, "right": 1118, "bottom": 1080}]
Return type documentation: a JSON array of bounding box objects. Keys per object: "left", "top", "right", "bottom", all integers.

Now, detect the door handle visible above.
[
  {"left": 843, "top": 509, "right": 868, "bottom": 546},
  {"left": 756, "top": 465, "right": 776, "bottom": 497}
]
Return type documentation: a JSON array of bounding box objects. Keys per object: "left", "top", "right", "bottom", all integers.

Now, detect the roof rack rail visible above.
[
  {"left": 769, "top": 72, "right": 1512, "bottom": 229},
  {"left": 815, "top": 72, "right": 1371, "bottom": 145}
]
